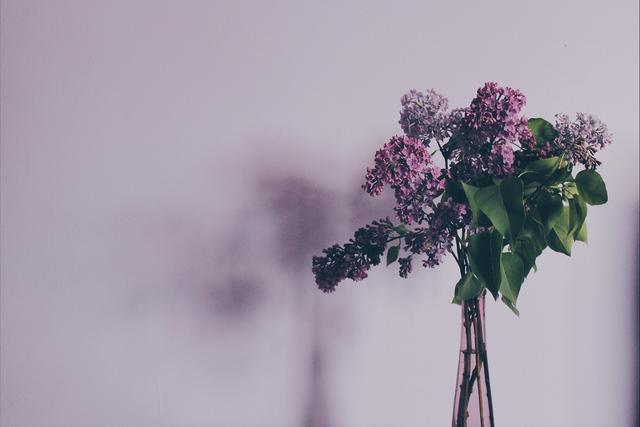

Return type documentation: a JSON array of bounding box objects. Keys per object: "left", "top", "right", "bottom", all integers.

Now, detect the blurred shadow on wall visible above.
[
  {"left": 259, "top": 173, "right": 337, "bottom": 427},
  {"left": 208, "top": 275, "right": 265, "bottom": 319},
  {"left": 174, "top": 218, "right": 268, "bottom": 326},
  {"left": 260, "top": 174, "right": 336, "bottom": 277},
  {"left": 155, "top": 144, "right": 397, "bottom": 426},
  {"left": 170, "top": 170, "right": 343, "bottom": 426},
  {"left": 259, "top": 170, "right": 396, "bottom": 427}
]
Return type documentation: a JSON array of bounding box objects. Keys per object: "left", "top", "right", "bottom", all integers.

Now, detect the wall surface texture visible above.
[{"left": 1, "top": 1, "right": 638, "bottom": 426}]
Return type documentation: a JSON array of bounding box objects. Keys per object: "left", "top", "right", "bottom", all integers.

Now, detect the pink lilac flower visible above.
[
  {"left": 363, "top": 135, "right": 445, "bottom": 224},
  {"left": 399, "top": 89, "right": 450, "bottom": 142},
  {"left": 553, "top": 113, "right": 612, "bottom": 169}
]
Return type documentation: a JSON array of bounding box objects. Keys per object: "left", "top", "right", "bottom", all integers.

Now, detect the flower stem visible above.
[
  {"left": 454, "top": 296, "right": 495, "bottom": 427},
  {"left": 456, "top": 302, "right": 473, "bottom": 427},
  {"left": 472, "top": 303, "right": 486, "bottom": 427},
  {"left": 474, "top": 297, "right": 495, "bottom": 427}
]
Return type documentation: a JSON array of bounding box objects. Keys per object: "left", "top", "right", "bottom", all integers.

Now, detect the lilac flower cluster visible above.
[
  {"left": 312, "top": 199, "right": 470, "bottom": 291},
  {"left": 449, "top": 83, "right": 534, "bottom": 180},
  {"left": 488, "top": 143, "right": 516, "bottom": 176},
  {"left": 364, "top": 135, "right": 445, "bottom": 224},
  {"left": 465, "top": 82, "right": 533, "bottom": 144},
  {"left": 399, "top": 89, "right": 450, "bottom": 142},
  {"left": 312, "top": 82, "right": 611, "bottom": 292},
  {"left": 552, "top": 113, "right": 612, "bottom": 169},
  {"left": 413, "top": 198, "right": 471, "bottom": 268},
  {"left": 398, "top": 256, "right": 413, "bottom": 278},
  {"left": 312, "top": 219, "right": 394, "bottom": 293}
]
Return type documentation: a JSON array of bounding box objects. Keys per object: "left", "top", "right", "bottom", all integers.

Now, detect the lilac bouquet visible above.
[{"left": 311, "top": 82, "right": 611, "bottom": 426}]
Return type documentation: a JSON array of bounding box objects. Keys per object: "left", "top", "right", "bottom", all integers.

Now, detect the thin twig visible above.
[{"left": 449, "top": 249, "right": 460, "bottom": 264}]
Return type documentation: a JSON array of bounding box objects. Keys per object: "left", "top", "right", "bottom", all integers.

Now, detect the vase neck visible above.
[{"left": 452, "top": 295, "right": 493, "bottom": 427}]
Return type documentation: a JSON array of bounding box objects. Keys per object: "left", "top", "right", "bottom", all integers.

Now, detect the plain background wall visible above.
[{"left": 1, "top": 1, "right": 638, "bottom": 426}]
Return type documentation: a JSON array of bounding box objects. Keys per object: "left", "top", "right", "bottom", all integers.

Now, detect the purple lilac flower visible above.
[
  {"left": 398, "top": 256, "right": 413, "bottom": 278},
  {"left": 313, "top": 83, "right": 614, "bottom": 292},
  {"left": 529, "top": 139, "right": 553, "bottom": 159},
  {"left": 449, "top": 82, "right": 534, "bottom": 180},
  {"left": 420, "top": 229, "right": 453, "bottom": 267},
  {"left": 405, "top": 198, "right": 471, "bottom": 268},
  {"left": 465, "top": 82, "right": 531, "bottom": 143},
  {"left": 312, "top": 219, "right": 394, "bottom": 292},
  {"left": 422, "top": 198, "right": 471, "bottom": 267},
  {"left": 488, "top": 143, "right": 516, "bottom": 176},
  {"left": 399, "top": 89, "right": 450, "bottom": 142},
  {"left": 553, "top": 113, "right": 612, "bottom": 169},
  {"left": 440, "top": 197, "right": 472, "bottom": 229},
  {"left": 404, "top": 227, "right": 426, "bottom": 253},
  {"left": 364, "top": 135, "right": 445, "bottom": 224},
  {"left": 446, "top": 108, "right": 468, "bottom": 134}
]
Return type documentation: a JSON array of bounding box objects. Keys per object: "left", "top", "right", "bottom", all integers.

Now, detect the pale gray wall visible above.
[{"left": 1, "top": 1, "right": 638, "bottom": 426}]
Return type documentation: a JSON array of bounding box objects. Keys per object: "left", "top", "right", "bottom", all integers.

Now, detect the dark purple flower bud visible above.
[{"left": 398, "top": 256, "right": 413, "bottom": 278}]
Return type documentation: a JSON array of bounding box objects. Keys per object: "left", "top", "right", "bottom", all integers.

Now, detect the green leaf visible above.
[
  {"left": 452, "top": 273, "right": 485, "bottom": 305},
  {"left": 528, "top": 118, "right": 559, "bottom": 145},
  {"left": 468, "top": 230, "right": 503, "bottom": 299},
  {"left": 475, "top": 178, "right": 524, "bottom": 242},
  {"left": 553, "top": 204, "right": 571, "bottom": 236},
  {"left": 575, "top": 169, "right": 608, "bottom": 205},
  {"left": 547, "top": 203, "right": 574, "bottom": 255},
  {"left": 394, "top": 224, "right": 408, "bottom": 236},
  {"left": 500, "top": 178, "right": 525, "bottom": 237},
  {"left": 523, "top": 215, "right": 549, "bottom": 253},
  {"left": 562, "top": 181, "right": 579, "bottom": 199},
  {"left": 386, "top": 245, "right": 400, "bottom": 266},
  {"left": 477, "top": 211, "right": 493, "bottom": 228},
  {"left": 513, "top": 215, "right": 548, "bottom": 276},
  {"left": 568, "top": 196, "right": 587, "bottom": 236},
  {"left": 475, "top": 186, "right": 507, "bottom": 234},
  {"left": 512, "top": 237, "right": 538, "bottom": 277},
  {"left": 523, "top": 156, "right": 561, "bottom": 177},
  {"left": 575, "top": 221, "right": 588, "bottom": 243},
  {"left": 500, "top": 253, "right": 525, "bottom": 305},
  {"left": 548, "top": 229, "right": 573, "bottom": 256},
  {"left": 501, "top": 295, "right": 520, "bottom": 316},
  {"left": 537, "top": 191, "right": 564, "bottom": 232},
  {"left": 546, "top": 165, "right": 573, "bottom": 187},
  {"left": 462, "top": 183, "right": 480, "bottom": 226}
]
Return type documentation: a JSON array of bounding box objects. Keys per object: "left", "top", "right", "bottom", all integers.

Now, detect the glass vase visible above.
[{"left": 451, "top": 295, "right": 495, "bottom": 427}]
